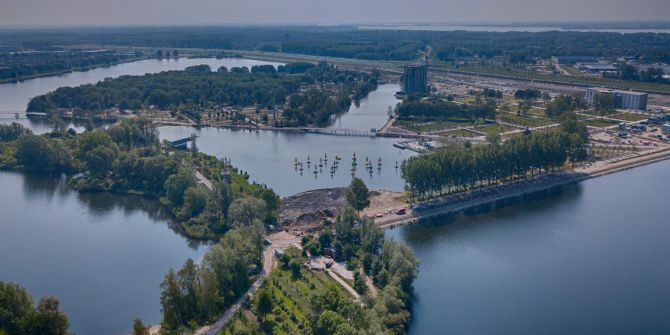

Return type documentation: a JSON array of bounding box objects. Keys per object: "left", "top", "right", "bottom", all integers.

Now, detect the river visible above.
[
  {"left": 2, "top": 56, "right": 669, "bottom": 335},
  {"left": 387, "top": 159, "right": 670, "bottom": 334}
]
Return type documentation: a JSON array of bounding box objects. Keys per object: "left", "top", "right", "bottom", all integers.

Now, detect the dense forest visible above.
[
  {"left": 26, "top": 61, "right": 378, "bottom": 127},
  {"left": 0, "top": 281, "right": 70, "bottom": 335},
  {"left": 0, "top": 50, "right": 143, "bottom": 81},
  {"left": 402, "top": 113, "right": 589, "bottom": 197},
  {"left": 2, "top": 26, "right": 669, "bottom": 63}
]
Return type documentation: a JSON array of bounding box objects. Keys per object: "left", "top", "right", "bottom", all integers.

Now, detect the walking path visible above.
[
  {"left": 195, "top": 170, "right": 213, "bottom": 191},
  {"left": 326, "top": 269, "right": 362, "bottom": 304}
]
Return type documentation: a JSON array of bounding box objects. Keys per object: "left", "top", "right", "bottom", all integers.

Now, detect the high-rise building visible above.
[
  {"left": 585, "top": 87, "right": 648, "bottom": 111},
  {"left": 402, "top": 64, "right": 428, "bottom": 94}
]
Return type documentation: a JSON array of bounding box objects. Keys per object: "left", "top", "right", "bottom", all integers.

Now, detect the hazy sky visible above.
[{"left": 1, "top": 0, "right": 669, "bottom": 26}]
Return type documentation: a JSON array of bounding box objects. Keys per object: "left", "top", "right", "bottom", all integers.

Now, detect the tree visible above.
[
  {"left": 345, "top": 177, "right": 370, "bottom": 212},
  {"left": 160, "top": 270, "right": 183, "bottom": 330},
  {"left": 354, "top": 271, "right": 367, "bottom": 295},
  {"left": 208, "top": 180, "right": 233, "bottom": 220},
  {"left": 32, "top": 297, "right": 69, "bottom": 335},
  {"left": 164, "top": 171, "right": 195, "bottom": 206},
  {"left": 594, "top": 93, "right": 615, "bottom": 118},
  {"left": 255, "top": 289, "right": 273, "bottom": 321},
  {"left": 228, "top": 197, "right": 267, "bottom": 227},
  {"left": 132, "top": 319, "right": 149, "bottom": 335},
  {"left": 181, "top": 186, "right": 209, "bottom": 218}
]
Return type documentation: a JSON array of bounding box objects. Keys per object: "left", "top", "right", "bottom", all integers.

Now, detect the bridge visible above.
[
  {"left": 168, "top": 135, "right": 198, "bottom": 149},
  {"left": 302, "top": 127, "right": 376, "bottom": 137}
]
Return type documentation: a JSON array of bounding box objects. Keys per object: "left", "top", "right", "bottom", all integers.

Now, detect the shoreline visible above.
[{"left": 375, "top": 146, "right": 670, "bottom": 229}]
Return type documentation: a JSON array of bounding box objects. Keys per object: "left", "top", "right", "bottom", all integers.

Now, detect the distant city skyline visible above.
[{"left": 1, "top": 0, "right": 669, "bottom": 26}]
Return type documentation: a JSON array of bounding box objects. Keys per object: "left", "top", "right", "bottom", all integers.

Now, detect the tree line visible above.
[
  {"left": 396, "top": 98, "right": 496, "bottom": 122},
  {"left": 0, "top": 281, "right": 69, "bottom": 335},
  {"left": 605, "top": 63, "right": 668, "bottom": 84},
  {"left": 0, "top": 50, "right": 141, "bottom": 81},
  {"left": 4, "top": 27, "right": 669, "bottom": 63},
  {"left": 402, "top": 113, "right": 589, "bottom": 197}
]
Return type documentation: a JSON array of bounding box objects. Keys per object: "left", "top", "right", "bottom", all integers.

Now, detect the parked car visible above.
[{"left": 395, "top": 208, "right": 406, "bottom": 215}]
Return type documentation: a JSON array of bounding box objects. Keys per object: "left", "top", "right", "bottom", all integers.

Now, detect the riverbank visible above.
[
  {"left": 375, "top": 145, "right": 670, "bottom": 228},
  {"left": 0, "top": 56, "right": 148, "bottom": 84}
]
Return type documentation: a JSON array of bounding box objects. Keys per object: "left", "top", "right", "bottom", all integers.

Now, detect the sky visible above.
[{"left": 1, "top": 0, "right": 669, "bottom": 26}]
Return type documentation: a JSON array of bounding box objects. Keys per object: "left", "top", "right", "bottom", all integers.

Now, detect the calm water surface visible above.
[
  {"left": 0, "top": 172, "right": 206, "bottom": 335},
  {"left": 387, "top": 159, "right": 670, "bottom": 334}
]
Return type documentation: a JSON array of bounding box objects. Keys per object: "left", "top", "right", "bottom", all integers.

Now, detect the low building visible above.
[
  {"left": 585, "top": 87, "right": 648, "bottom": 111},
  {"left": 551, "top": 56, "right": 597, "bottom": 64},
  {"left": 578, "top": 63, "right": 618, "bottom": 74}
]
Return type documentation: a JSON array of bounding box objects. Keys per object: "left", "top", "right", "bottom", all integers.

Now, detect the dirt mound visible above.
[{"left": 279, "top": 188, "right": 346, "bottom": 228}]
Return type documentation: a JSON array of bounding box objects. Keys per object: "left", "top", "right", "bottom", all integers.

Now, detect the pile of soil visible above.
[{"left": 278, "top": 188, "right": 347, "bottom": 228}]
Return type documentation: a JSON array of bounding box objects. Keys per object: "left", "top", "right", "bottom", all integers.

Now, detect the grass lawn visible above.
[
  {"left": 497, "top": 113, "right": 552, "bottom": 127},
  {"left": 527, "top": 108, "right": 546, "bottom": 118},
  {"left": 395, "top": 119, "right": 481, "bottom": 133},
  {"left": 474, "top": 123, "right": 518, "bottom": 136},
  {"left": 611, "top": 112, "right": 649, "bottom": 122},
  {"left": 444, "top": 129, "right": 479, "bottom": 138}
]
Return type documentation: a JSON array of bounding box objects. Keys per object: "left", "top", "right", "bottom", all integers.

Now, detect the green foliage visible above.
[
  {"left": 132, "top": 319, "right": 149, "bottom": 335},
  {"left": 27, "top": 62, "right": 377, "bottom": 128},
  {"left": 514, "top": 89, "right": 541, "bottom": 100},
  {"left": 402, "top": 116, "right": 589, "bottom": 197},
  {"left": 397, "top": 99, "right": 496, "bottom": 122},
  {"left": 0, "top": 123, "right": 31, "bottom": 141},
  {"left": 255, "top": 289, "right": 273, "bottom": 319},
  {"left": 345, "top": 177, "right": 370, "bottom": 212},
  {"left": 0, "top": 281, "right": 70, "bottom": 335},
  {"left": 228, "top": 197, "right": 268, "bottom": 227},
  {"left": 545, "top": 94, "right": 585, "bottom": 119},
  {"left": 161, "top": 223, "right": 264, "bottom": 330},
  {"left": 180, "top": 186, "right": 209, "bottom": 219},
  {"left": 164, "top": 170, "right": 196, "bottom": 206},
  {"left": 16, "top": 134, "right": 74, "bottom": 172},
  {"left": 594, "top": 92, "right": 616, "bottom": 117}
]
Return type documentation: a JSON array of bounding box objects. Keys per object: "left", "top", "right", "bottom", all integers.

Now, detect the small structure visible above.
[
  {"left": 220, "top": 168, "right": 232, "bottom": 184},
  {"left": 661, "top": 124, "right": 670, "bottom": 135}
]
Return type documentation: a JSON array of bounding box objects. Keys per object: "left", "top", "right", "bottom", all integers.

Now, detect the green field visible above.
[
  {"left": 611, "top": 112, "right": 649, "bottom": 122},
  {"left": 474, "top": 123, "right": 518, "bottom": 136},
  {"left": 497, "top": 113, "right": 553, "bottom": 127}
]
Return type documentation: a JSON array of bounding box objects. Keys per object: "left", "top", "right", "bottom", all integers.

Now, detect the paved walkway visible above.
[{"left": 195, "top": 170, "right": 213, "bottom": 191}]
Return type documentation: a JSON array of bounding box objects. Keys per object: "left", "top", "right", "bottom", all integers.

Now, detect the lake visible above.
[
  {"left": 387, "top": 159, "right": 670, "bottom": 334},
  {"left": 0, "top": 171, "right": 206, "bottom": 335},
  {"left": 158, "top": 84, "right": 412, "bottom": 197}
]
